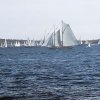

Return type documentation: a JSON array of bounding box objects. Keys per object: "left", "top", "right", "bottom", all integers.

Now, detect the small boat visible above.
[
  {"left": 3, "top": 39, "right": 8, "bottom": 48},
  {"left": 98, "top": 40, "right": 100, "bottom": 45},
  {"left": 87, "top": 42, "right": 91, "bottom": 47},
  {"left": 15, "top": 41, "right": 21, "bottom": 47}
]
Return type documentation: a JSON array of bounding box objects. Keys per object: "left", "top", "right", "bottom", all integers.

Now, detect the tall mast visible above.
[
  {"left": 53, "top": 25, "right": 55, "bottom": 47},
  {"left": 62, "top": 21, "right": 63, "bottom": 47}
]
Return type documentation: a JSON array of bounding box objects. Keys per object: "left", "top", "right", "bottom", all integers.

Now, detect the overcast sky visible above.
[{"left": 0, "top": 0, "right": 100, "bottom": 40}]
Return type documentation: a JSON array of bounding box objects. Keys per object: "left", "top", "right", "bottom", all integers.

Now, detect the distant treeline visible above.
[
  {"left": 0, "top": 39, "right": 40, "bottom": 46},
  {"left": 0, "top": 38, "right": 99, "bottom": 46}
]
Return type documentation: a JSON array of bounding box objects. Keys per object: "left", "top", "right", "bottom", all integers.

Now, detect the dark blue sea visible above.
[{"left": 0, "top": 45, "right": 100, "bottom": 100}]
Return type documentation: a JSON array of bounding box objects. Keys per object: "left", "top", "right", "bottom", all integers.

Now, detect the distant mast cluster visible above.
[{"left": 0, "top": 39, "right": 45, "bottom": 48}]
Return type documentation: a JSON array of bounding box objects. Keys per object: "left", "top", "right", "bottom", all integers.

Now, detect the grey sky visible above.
[{"left": 0, "top": 0, "right": 100, "bottom": 40}]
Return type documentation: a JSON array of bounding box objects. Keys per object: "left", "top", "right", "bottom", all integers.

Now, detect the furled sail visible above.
[{"left": 62, "top": 21, "right": 78, "bottom": 47}]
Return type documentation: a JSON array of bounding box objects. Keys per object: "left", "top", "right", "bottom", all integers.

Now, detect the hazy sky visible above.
[{"left": 0, "top": 0, "right": 100, "bottom": 40}]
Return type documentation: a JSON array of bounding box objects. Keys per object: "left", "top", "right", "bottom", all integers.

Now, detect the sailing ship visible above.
[{"left": 42, "top": 21, "right": 79, "bottom": 48}]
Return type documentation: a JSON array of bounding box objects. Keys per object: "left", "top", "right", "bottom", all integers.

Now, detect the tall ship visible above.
[{"left": 42, "top": 21, "right": 79, "bottom": 48}]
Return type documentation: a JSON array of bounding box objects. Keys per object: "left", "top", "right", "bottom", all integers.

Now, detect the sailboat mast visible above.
[
  {"left": 62, "top": 21, "right": 63, "bottom": 47},
  {"left": 53, "top": 25, "right": 55, "bottom": 47}
]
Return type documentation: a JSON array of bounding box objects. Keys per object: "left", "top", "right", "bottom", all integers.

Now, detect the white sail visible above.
[
  {"left": 18, "top": 41, "right": 21, "bottom": 47},
  {"left": 15, "top": 41, "right": 21, "bottom": 47},
  {"left": 62, "top": 22, "right": 78, "bottom": 47},
  {"left": 55, "top": 29, "right": 61, "bottom": 47},
  {"left": 98, "top": 40, "right": 100, "bottom": 45},
  {"left": 87, "top": 42, "right": 91, "bottom": 47},
  {"left": 4, "top": 39, "right": 7, "bottom": 48},
  {"left": 26, "top": 38, "right": 33, "bottom": 46},
  {"left": 42, "top": 33, "right": 53, "bottom": 47}
]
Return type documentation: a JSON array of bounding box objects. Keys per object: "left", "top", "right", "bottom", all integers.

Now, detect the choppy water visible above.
[{"left": 0, "top": 45, "right": 100, "bottom": 100}]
